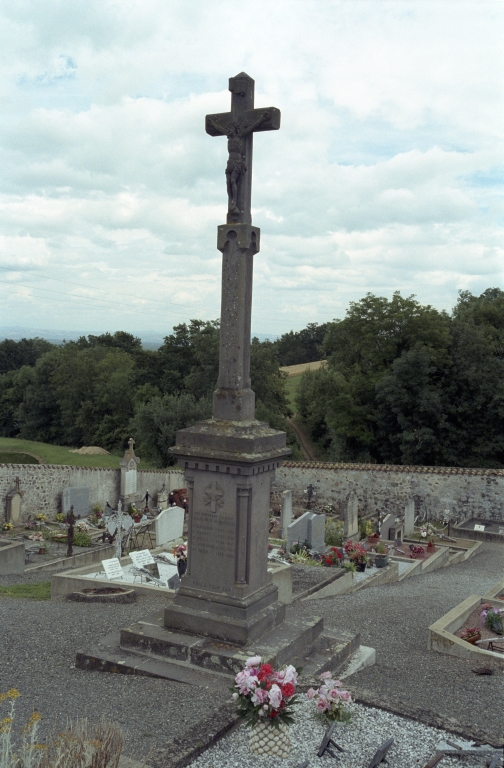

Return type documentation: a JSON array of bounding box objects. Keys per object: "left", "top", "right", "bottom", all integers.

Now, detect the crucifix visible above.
[
  {"left": 106, "top": 500, "right": 132, "bottom": 560},
  {"left": 206, "top": 73, "right": 281, "bottom": 421}
]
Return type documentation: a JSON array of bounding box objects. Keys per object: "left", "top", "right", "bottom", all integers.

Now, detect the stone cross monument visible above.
[{"left": 164, "top": 73, "right": 291, "bottom": 645}]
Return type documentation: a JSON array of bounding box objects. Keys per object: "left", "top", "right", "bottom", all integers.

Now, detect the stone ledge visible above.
[{"left": 282, "top": 461, "right": 504, "bottom": 476}]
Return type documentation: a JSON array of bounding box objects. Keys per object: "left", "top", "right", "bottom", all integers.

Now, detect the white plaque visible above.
[
  {"left": 474, "top": 524, "right": 485, "bottom": 532},
  {"left": 129, "top": 549, "right": 155, "bottom": 568},
  {"left": 124, "top": 469, "right": 137, "bottom": 496},
  {"left": 102, "top": 557, "right": 124, "bottom": 580}
]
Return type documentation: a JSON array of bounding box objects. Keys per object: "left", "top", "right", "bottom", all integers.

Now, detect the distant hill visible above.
[{"left": 0, "top": 326, "right": 277, "bottom": 349}]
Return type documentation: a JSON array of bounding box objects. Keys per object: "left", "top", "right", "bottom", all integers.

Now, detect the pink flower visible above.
[
  {"left": 328, "top": 688, "right": 340, "bottom": 700},
  {"left": 320, "top": 671, "right": 332, "bottom": 680},
  {"left": 246, "top": 655, "right": 261, "bottom": 667},
  {"left": 340, "top": 691, "right": 351, "bottom": 702},
  {"left": 268, "top": 684, "right": 283, "bottom": 709},
  {"left": 251, "top": 688, "right": 268, "bottom": 705},
  {"left": 306, "top": 688, "right": 316, "bottom": 700},
  {"left": 283, "top": 665, "right": 298, "bottom": 685},
  {"left": 316, "top": 698, "right": 328, "bottom": 712}
]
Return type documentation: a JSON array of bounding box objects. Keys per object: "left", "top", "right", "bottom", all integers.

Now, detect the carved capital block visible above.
[{"left": 217, "top": 224, "right": 260, "bottom": 253}]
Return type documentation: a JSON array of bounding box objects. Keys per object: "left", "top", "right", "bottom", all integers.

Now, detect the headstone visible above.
[
  {"left": 6, "top": 477, "right": 24, "bottom": 524},
  {"left": 168, "top": 573, "right": 181, "bottom": 591},
  {"left": 344, "top": 492, "right": 358, "bottom": 539},
  {"left": 308, "top": 512, "right": 326, "bottom": 553},
  {"left": 380, "top": 513, "right": 394, "bottom": 541},
  {"left": 474, "top": 523, "right": 485, "bottom": 532},
  {"left": 157, "top": 483, "right": 169, "bottom": 509},
  {"left": 155, "top": 506, "right": 184, "bottom": 546},
  {"left": 62, "top": 487, "right": 89, "bottom": 517},
  {"left": 120, "top": 437, "right": 140, "bottom": 507},
  {"left": 279, "top": 490, "right": 292, "bottom": 538},
  {"left": 404, "top": 498, "right": 415, "bottom": 535},
  {"left": 102, "top": 557, "right": 124, "bottom": 580},
  {"left": 287, "top": 510, "right": 311, "bottom": 552},
  {"left": 129, "top": 549, "right": 155, "bottom": 568}
]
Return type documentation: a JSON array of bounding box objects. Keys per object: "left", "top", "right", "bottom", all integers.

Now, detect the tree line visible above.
[
  {"left": 0, "top": 323, "right": 298, "bottom": 466},
  {"left": 297, "top": 289, "right": 504, "bottom": 468}
]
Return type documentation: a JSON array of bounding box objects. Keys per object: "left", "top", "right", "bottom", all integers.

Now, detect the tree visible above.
[
  {"left": 273, "top": 323, "right": 329, "bottom": 366},
  {"left": 0, "top": 337, "right": 54, "bottom": 375}
]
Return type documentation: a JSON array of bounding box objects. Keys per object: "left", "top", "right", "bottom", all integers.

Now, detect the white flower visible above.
[
  {"left": 283, "top": 665, "right": 298, "bottom": 684},
  {"left": 245, "top": 655, "right": 261, "bottom": 667}
]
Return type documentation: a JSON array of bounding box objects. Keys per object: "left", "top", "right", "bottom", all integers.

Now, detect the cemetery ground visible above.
[{"left": 0, "top": 543, "right": 502, "bottom": 766}]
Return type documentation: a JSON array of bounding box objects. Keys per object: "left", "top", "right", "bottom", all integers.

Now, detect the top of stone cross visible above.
[{"left": 205, "top": 72, "right": 280, "bottom": 225}]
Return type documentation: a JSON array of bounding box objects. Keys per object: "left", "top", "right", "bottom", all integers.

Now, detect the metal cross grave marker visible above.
[{"left": 106, "top": 500, "right": 133, "bottom": 560}]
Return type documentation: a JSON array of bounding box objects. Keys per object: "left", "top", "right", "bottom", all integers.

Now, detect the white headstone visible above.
[
  {"left": 308, "top": 512, "right": 326, "bottom": 553},
  {"left": 279, "top": 490, "right": 292, "bottom": 539},
  {"left": 129, "top": 549, "right": 155, "bottom": 567},
  {"left": 155, "top": 507, "right": 184, "bottom": 546},
  {"left": 380, "top": 513, "right": 394, "bottom": 541},
  {"left": 344, "top": 492, "right": 359, "bottom": 539},
  {"left": 287, "top": 510, "right": 311, "bottom": 553},
  {"left": 404, "top": 498, "right": 415, "bottom": 535},
  {"left": 102, "top": 557, "right": 124, "bottom": 580}
]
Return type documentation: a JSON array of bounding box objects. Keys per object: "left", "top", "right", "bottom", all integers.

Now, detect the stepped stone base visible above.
[{"left": 76, "top": 608, "right": 360, "bottom": 687}]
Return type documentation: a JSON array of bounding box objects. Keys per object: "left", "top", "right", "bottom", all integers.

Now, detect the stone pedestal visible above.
[{"left": 164, "top": 418, "right": 290, "bottom": 645}]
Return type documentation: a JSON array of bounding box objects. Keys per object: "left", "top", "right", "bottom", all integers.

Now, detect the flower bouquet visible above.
[
  {"left": 231, "top": 655, "right": 299, "bottom": 758},
  {"left": 173, "top": 543, "right": 187, "bottom": 576},
  {"left": 307, "top": 672, "right": 353, "bottom": 723},
  {"left": 344, "top": 541, "right": 367, "bottom": 570},
  {"left": 322, "top": 547, "right": 343, "bottom": 567},
  {"left": 35, "top": 513, "right": 47, "bottom": 522},
  {"left": 1, "top": 521, "right": 14, "bottom": 531}
]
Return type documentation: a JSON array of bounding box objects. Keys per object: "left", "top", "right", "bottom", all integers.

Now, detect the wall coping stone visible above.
[{"left": 283, "top": 461, "right": 504, "bottom": 477}]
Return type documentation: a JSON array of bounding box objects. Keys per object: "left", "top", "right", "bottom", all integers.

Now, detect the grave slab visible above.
[
  {"left": 155, "top": 506, "right": 184, "bottom": 546},
  {"left": 62, "top": 487, "right": 89, "bottom": 517}
]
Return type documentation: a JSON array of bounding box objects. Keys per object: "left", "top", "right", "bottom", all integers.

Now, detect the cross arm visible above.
[{"left": 205, "top": 107, "right": 281, "bottom": 137}]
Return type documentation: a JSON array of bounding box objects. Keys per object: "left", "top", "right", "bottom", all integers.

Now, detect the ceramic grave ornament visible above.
[{"left": 106, "top": 500, "right": 132, "bottom": 560}]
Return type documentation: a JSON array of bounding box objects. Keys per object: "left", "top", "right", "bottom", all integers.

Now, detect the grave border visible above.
[{"left": 428, "top": 595, "right": 504, "bottom": 664}]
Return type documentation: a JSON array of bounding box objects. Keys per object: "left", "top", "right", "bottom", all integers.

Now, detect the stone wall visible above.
[
  {"left": 0, "top": 464, "right": 185, "bottom": 521},
  {"left": 271, "top": 461, "right": 504, "bottom": 523}
]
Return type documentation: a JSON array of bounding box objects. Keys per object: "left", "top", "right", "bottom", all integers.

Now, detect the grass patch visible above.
[
  {"left": 0, "top": 451, "right": 40, "bottom": 464},
  {"left": 0, "top": 582, "right": 51, "bottom": 600},
  {"left": 284, "top": 374, "right": 303, "bottom": 411},
  {"left": 0, "top": 437, "right": 157, "bottom": 469}
]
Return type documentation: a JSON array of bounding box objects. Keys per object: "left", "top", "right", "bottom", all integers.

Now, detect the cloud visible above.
[{"left": 0, "top": 0, "right": 502, "bottom": 336}]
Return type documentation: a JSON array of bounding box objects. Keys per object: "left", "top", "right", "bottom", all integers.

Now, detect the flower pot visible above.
[
  {"left": 375, "top": 555, "right": 389, "bottom": 568},
  {"left": 38, "top": 547, "right": 46, "bottom": 554},
  {"left": 355, "top": 562, "right": 366, "bottom": 572},
  {"left": 177, "top": 559, "right": 187, "bottom": 577},
  {"left": 367, "top": 536, "right": 380, "bottom": 546},
  {"left": 463, "top": 632, "right": 481, "bottom": 645},
  {"left": 249, "top": 721, "right": 290, "bottom": 758}
]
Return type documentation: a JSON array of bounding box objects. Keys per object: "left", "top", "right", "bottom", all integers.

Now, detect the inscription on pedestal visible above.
[{"left": 191, "top": 510, "right": 236, "bottom": 592}]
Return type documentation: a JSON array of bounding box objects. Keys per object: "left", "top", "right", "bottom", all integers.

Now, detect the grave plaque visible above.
[
  {"left": 6, "top": 477, "right": 24, "bottom": 524},
  {"left": 155, "top": 507, "right": 184, "bottom": 546},
  {"left": 62, "top": 487, "right": 89, "bottom": 517},
  {"left": 164, "top": 72, "right": 291, "bottom": 645},
  {"left": 474, "top": 523, "right": 485, "bottom": 532},
  {"left": 129, "top": 549, "right": 155, "bottom": 568},
  {"left": 102, "top": 557, "right": 124, "bottom": 580}
]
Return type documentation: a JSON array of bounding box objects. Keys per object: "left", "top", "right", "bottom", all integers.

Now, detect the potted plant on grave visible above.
[
  {"left": 344, "top": 541, "right": 367, "bottom": 571},
  {"left": 374, "top": 541, "right": 389, "bottom": 568},
  {"left": 173, "top": 543, "right": 187, "bottom": 577},
  {"left": 231, "top": 655, "right": 299, "bottom": 758},
  {"left": 367, "top": 530, "right": 380, "bottom": 546},
  {"left": 306, "top": 672, "right": 353, "bottom": 723},
  {"left": 427, "top": 538, "right": 436, "bottom": 551},
  {"left": 460, "top": 626, "right": 481, "bottom": 645},
  {"left": 484, "top": 607, "right": 504, "bottom": 635}
]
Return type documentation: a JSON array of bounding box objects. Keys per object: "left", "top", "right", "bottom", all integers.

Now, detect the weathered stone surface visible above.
[{"left": 155, "top": 506, "right": 184, "bottom": 546}]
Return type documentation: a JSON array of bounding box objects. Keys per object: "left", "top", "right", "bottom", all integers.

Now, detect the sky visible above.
[{"left": 0, "top": 0, "right": 503, "bottom": 340}]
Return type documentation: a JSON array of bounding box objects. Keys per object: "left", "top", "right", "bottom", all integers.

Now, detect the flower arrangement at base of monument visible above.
[
  {"left": 483, "top": 606, "right": 504, "bottom": 635},
  {"left": 173, "top": 543, "right": 187, "bottom": 577},
  {"left": 307, "top": 672, "right": 353, "bottom": 723},
  {"left": 231, "top": 655, "right": 299, "bottom": 758},
  {"left": 460, "top": 626, "right": 481, "bottom": 644}
]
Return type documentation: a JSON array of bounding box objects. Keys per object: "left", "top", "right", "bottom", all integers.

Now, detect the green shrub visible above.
[
  {"left": 73, "top": 532, "right": 92, "bottom": 547},
  {"left": 325, "top": 519, "right": 343, "bottom": 546}
]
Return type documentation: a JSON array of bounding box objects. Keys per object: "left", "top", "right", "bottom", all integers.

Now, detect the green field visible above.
[
  {"left": 0, "top": 437, "right": 156, "bottom": 469},
  {"left": 284, "top": 374, "right": 302, "bottom": 411}
]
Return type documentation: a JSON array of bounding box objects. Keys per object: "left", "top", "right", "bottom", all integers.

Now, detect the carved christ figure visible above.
[{"left": 206, "top": 111, "right": 270, "bottom": 213}]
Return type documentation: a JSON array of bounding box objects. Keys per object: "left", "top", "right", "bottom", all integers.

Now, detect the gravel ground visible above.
[
  {"left": 1, "top": 543, "right": 503, "bottom": 765},
  {"left": 189, "top": 698, "right": 504, "bottom": 768},
  {"left": 0, "top": 567, "right": 230, "bottom": 762},
  {"left": 290, "top": 564, "right": 331, "bottom": 595},
  {"left": 296, "top": 542, "right": 504, "bottom": 744}
]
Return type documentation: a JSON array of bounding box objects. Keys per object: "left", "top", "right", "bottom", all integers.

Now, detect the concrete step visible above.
[{"left": 76, "top": 610, "right": 360, "bottom": 687}]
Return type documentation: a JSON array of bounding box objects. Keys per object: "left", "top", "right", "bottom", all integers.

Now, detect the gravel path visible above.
[
  {"left": 297, "top": 541, "right": 504, "bottom": 744},
  {"left": 189, "top": 698, "right": 503, "bottom": 768},
  {"left": 1, "top": 543, "right": 503, "bottom": 765},
  {"left": 0, "top": 568, "right": 230, "bottom": 762}
]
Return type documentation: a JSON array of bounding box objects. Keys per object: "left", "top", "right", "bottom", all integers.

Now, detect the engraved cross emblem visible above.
[
  {"left": 204, "top": 481, "right": 224, "bottom": 513},
  {"left": 206, "top": 72, "right": 280, "bottom": 225}
]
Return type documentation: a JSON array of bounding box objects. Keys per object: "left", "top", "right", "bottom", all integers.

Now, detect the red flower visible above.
[
  {"left": 260, "top": 663, "right": 273, "bottom": 675},
  {"left": 281, "top": 683, "right": 295, "bottom": 698}
]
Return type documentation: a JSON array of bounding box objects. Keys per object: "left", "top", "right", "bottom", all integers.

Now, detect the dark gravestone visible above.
[{"left": 62, "top": 487, "right": 89, "bottom": 518}]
